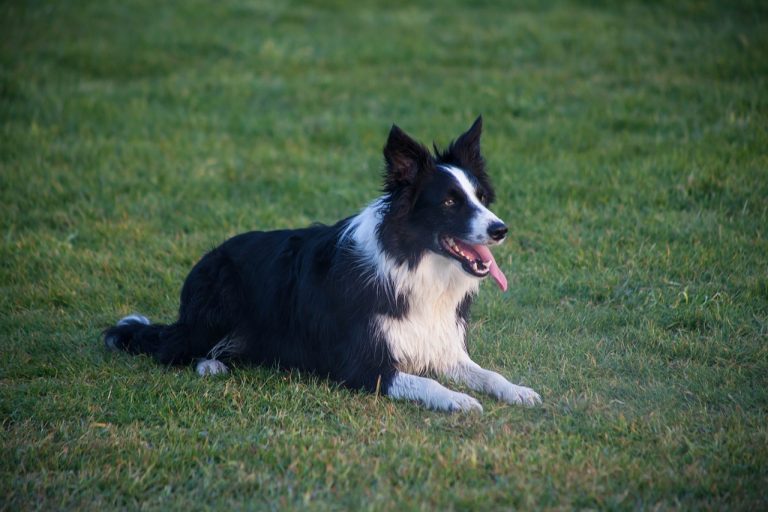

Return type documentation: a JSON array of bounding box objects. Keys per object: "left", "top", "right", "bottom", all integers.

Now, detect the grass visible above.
[{"left": 1, "top": 0, "right": 767, "bottom": 509}]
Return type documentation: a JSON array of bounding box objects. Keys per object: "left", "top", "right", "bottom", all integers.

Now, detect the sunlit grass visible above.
[{"left": 2, "top": 0, "right": 767, "bottom": 509}]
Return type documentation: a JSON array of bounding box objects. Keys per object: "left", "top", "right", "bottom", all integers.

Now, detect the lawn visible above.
[{"left": 1, "top": 0, "right": 767, "bottom": 509}]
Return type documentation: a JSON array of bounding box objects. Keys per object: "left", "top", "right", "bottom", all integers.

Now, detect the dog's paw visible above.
[
  {"left": 388, "top": 373, "right": 484, "bottom": 413},
  {"left": 495, "top": 383, "right": 542, "bottom": 407},
  {"left": 440, "top": 391, "right": 483, "bottom": 413},
  {"left": 195, "top": 359, "right": 229, "bottom": 376}
]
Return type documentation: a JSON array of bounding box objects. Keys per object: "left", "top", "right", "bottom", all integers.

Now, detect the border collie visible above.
[{"left": 104, "top": 117, "right": 541, "bottom": 412}]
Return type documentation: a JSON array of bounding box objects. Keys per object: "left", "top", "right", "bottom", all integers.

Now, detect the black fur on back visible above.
[{"left": 105, "top": 221, "right": 400, "bottom": 392}]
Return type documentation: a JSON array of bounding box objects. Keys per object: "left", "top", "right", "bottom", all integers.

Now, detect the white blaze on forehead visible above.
[
  {"left": 439, "top": 165, "right": 503, "bottom": 243},
  {"left": 439, "top": 165, "right": 484, "bottom": 209}
]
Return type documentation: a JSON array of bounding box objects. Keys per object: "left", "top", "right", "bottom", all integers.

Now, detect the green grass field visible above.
[{"left": 2, "top": 0, "right": 767, "bottom": 509}]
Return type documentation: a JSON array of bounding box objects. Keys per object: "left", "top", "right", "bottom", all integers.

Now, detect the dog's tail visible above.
[{"left": 104, "top": 314, "right": 192, "bottom": 365}]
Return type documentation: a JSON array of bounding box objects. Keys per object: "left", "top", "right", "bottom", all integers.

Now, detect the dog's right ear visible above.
[{"left": 383, "top": 124, "right": 431, "bottom": 192}]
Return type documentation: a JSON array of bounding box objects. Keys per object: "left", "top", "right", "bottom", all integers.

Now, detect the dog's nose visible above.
[{"left": 488, "top": 222, "right": 508, "bottom": 241}]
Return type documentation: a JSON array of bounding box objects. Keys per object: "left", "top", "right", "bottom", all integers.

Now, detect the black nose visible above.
[{"left": 488, "top": 222, "right": 508, "bottom": 241}]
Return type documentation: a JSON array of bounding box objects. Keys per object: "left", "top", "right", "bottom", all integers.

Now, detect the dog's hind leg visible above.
[
  {"left": 195, "top": 358, "right": 229, "bottom": 376},
  {"left": 175, "top": 249, "right": 247, "bottom": 371},
  {"left": 193, "top": 336, "right": 244, "bottom": 376}
]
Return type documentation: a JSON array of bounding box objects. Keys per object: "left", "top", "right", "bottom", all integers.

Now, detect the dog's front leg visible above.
[
  {"left": 447, "top": 359, "right": 541, "bottom": 406},
  {"left": 386, "top": 372, "right": 483, "bottom": 413}
]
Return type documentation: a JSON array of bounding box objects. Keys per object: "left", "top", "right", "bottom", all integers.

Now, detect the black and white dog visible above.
[{"left": 105, "top": 117, "right": 541, "bottom": 412}]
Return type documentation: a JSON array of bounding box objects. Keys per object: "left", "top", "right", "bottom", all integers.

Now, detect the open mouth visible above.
[
  {"left": 439, "top": 236, "right": 508, "bottom": 291},
  {"left": 440, "top": 236, "right": 491, "bottom": 277}
]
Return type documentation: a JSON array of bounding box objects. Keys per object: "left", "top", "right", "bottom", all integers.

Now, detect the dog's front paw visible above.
[
  {"left": 433, "top": 390, "right": 483, "bottom": 413},
  {"left": 496, "top": 383, "right": 542, "bottom": 407},
  {"left": 388, "top": 373, "right": 484, "bottom": 413}
]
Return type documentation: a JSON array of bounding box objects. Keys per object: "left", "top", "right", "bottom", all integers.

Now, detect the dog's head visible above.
[{"left": 379, "top": 117, "right": 508, "bottom": 291}]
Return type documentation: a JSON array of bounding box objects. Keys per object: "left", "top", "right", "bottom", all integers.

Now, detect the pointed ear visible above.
[
  {"left": 383, "top": 124, "right": 431, "bottom": 190},
  {"left": 444, "top": 115, "right": 484, "bottom": 174},
  {"left": 454, "top": 115, "right": 482, "bottom": 160}
]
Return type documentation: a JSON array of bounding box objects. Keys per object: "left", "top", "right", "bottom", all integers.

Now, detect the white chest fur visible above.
[
  {"left": 342, "top": 199, "right": 480, "bottom": 375},
  {"left": 377, "top": 253, "right": 478, "bottom": 375}
]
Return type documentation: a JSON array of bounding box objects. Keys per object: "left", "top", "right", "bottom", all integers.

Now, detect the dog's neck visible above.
[{"left": 343, "top": 197, "right": 479, "bottom": 312}]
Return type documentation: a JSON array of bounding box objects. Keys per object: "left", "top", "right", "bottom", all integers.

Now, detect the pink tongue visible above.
[{"left": 467, "top": 243, "right": 508, "bottom": 292}]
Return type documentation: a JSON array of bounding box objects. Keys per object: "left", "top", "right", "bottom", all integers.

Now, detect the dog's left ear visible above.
[{"left": 451, "top": 115, "right": 484, "bottom": 172}]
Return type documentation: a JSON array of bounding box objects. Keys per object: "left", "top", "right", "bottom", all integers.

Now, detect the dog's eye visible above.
[
  {"left": 443, "top": 197, "right": 456, "bottom": 207},
  {"left": 477, "top": 192, "right": 487, "bottom": 204}
]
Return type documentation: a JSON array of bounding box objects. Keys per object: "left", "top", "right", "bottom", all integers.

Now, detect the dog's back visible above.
[{"left": 106, "top": 221, "right": 399, "bottom": 390}]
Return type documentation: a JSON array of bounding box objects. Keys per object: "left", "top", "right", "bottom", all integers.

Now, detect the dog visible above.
[{"left": 104, "top": 117, "right": 541, "bottom": 412}]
